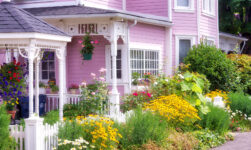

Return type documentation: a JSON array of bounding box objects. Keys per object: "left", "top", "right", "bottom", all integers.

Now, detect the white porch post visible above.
[
  {"left": 35, "top": 57, "right": 40, "bottom": 115},
  {"left": 56, "top": 45, "right": 67, "bottom": 121},
  {"left": 109, "top": 22, "right": 120, "bottom": 116},
  {"left": 5, "top": 49, "right": 11, "bottom": 63}
]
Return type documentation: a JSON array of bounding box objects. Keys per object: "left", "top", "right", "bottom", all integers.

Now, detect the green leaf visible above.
[
  {"left": 192, "top": 84, "right": 202, "bottom": 93},
  {"left": 195, "top": 99, "right": 201, "bottom": 106}
]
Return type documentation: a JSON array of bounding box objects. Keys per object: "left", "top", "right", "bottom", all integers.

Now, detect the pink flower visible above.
[
  {"left": 133, "top": 92, "right": 138, "bottom": 96},
  {"left": 99, "top": 68, "right": 107, "bottom": 73},
  {"left": 91, "top": 73, "right": 96, "bottom": 77},
  {"left": 141, "top": 91, "right": 146, "bottom": 94},
  {"left": 91, "top": 41, "right": 94, "bottom": 44},
  {"left": 81, "top": 81, "right": 86, "bottom": 87},
  {"left": 91, "top": 92, "right": 95, "bottom": 95},
  {"left": 94, "top": 40, "right": 99, "bottom": 44},
  {"left": 78, "top": 40, "right": 82, "bottom": 44},
  {"left": 82, "top": 45, "right": 85, "bottom": 48},
  {"left": 147, "top": 93, "right": 152, "bottom": 98},
  {"left": 99, "top": 77, "right": 105, "bottom": 82}
]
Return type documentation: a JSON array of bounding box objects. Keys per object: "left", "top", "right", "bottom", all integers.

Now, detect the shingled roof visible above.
[
  {"left": 0, "top": 1, "right": 69, "bottom": 36},
  {"left": 25, "top": 5, "right": 117, "bottom": 16}
]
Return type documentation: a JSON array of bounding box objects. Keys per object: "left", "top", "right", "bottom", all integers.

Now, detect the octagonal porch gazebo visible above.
[{"left": 0, "top": 1, "right": 71, "bottom": 121}]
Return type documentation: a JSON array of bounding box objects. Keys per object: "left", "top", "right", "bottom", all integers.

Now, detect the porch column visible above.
[
  {"left": 56, "top": 45, "right": 67, "bottom": 121},
  {"left": 28, "top": 40, "right": 36, "bottom": 117},
  {"left": 5, "top": 49, "right": 11, "bottom": 63},
  {"left": 35, "top": 57, "right": 40, "bottom": 115},
  {"left": 110, "top": 22, "right": 120, "bottom": 116}
]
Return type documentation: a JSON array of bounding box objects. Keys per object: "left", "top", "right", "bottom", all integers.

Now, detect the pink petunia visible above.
[
  {"left": 94, "top": 40, "right": 99, "bottom": 44},
  {"left": 147, "top": 93, "right": 152, "bottom": 98},
  {"left": 78, "top": 40, "right": 83, "bottom": 44},
  {"left": 91, "top": 41, "right": 94, "bottom": 44},
  {"left": 99, "top": 77, "right": 105, "bottom": 82},
  {"left": 133, "top": 92, "right": 138, "bottom": 96}
]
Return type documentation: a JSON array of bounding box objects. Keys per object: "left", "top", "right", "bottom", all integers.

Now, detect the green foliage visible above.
[
  {"left": 58, "top": 120, "right": 84, "bottom": 141},
  {"left": 63, "top": 104, "right": 81, "bottom": 119},
  {"left": 193, "top": 129, "right": 227, "bottom": 149},
  {"left": 184, "top": 42, "right": 238, "bottom": 91},
  {"left": 0, "top": 105, "right": 16, "bottom": 150},
  {"left": 132, "top": 72, "right": 140, "bottom": 85},
  {"left": 198, "top": 104, "right": 230, "bottom": 134},
  {"left": 116, "top": 108, "right": 169, "bottom": 149},
  {"left": 121, "top": 91, "right": 152, "bottom": 112},
  {"left": 228, "top": 54, "right": 251, "bottom": 94},
  {"left": 149, "top": 71, "right": 210, "bottom": 114},
  {"left": 43, "top": 110, "right": 59, "bottom": 125},
  {"left": 228, "top": 92, "right": 251, "bottom": 117},
  {"left": 80, "top": 33, "right": 95, "bottom": 55}
]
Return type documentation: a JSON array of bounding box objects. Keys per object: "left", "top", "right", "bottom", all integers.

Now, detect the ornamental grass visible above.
[{"left": 144, "top": 94, "right": 200, "bottom": 126}]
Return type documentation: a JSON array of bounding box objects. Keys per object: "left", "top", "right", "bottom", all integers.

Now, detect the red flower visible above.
[
  {"left": 9, "top": 77, "right": 12, "bottom": 80},
  {"left": 133, "top": 92, "right": 138, "bottom": 96},
  {"left": 147, "top": 93, "right": 152, "bottom": 98},
  {"left": 15, "top": 67, "right": 18, "bottom": 70},
  {"left": 16, "top": 79, "right": 20, "bottom": 82},
  {"left": 13, "top": 73, "right": 17, "bottom": 78},
  {"left": 17, "top": 62, "right": 20, "bottom": 66},
  {"left": 8, "top": 71, "right": 11, "bottom": 74},
  {"left": 13, "top": 60, "right": 16, "bottom": 65}
]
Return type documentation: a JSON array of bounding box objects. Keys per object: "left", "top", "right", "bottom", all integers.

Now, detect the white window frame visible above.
[
  {"left": 203, "top": 36, "right": 216, "bottom": 46},
  {"left": 40, "top": 51, "right": 56, "bottom": 83},
  {"left": 130, "top": 42, "right": 162, "bottom": 78},
  {"left": 175, "top": 35, "right": 196, "bottom": 67},
  {"left": 202, "top": 0, "right": 215, "bottom": 17},
  {"left": 105, "top": 45, "right": 127, "bottom": 84},
  {"left": 174, "top": 0, "right": 195, "bottom": 13}
]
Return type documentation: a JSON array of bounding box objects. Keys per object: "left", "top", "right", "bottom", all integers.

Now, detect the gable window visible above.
[
  {"left": 175, "top": 35, "right": 195, "bottom": 66},
  {"left": 130, "top": 49, "right": 159, "bottom": 78},
  {"left": 202, "top": 0, "right": 215, "bottom": 16},
  {"left": 41, "top": 51, "right": 55, "bottom": 81},
  {"left": 174, "top": 0, "right": 194, "bottom": 12}
]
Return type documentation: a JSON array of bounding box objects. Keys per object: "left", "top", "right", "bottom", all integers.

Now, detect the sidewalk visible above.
[{"left": 212, "top": 132, "right": 251, "bottom": 150}]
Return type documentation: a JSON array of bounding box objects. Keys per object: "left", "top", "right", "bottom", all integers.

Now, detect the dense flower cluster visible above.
[
  {"left": 54, "top": 137, "right": 95, "bottom": 150},
  {"left": 144, "top": 95, "right": 200, "bottom": 125}
]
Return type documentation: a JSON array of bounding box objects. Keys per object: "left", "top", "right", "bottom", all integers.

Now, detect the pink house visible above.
[{"left": 0, "top": 0, "right": 219, "bottom": 96}]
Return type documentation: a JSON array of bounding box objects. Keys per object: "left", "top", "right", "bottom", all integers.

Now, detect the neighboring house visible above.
[
  {"left": 0, "top": 0, "right": 219, "bottom": 95},
  {"left": 219, "top": 32, "right": 248, "bottom": 54}
]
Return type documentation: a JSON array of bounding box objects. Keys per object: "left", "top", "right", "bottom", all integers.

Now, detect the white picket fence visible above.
[
  {"left": 45, "top": 94, "right": 81, "bottom": 112},
  {"left": 9, "top": 123, "right": 59, "bottom": 150}
]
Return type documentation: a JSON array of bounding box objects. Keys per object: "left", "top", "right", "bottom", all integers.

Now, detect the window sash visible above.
[
  {"left": 41, "top": 51, "right": 55, "bottom": 81},
  {"left": 110, "top": 49, "right": 122, "bottom": 79},
  {"left": 130, "top": 49, "right": 159, "bottom": 78},
  {"left": 177, "top": 0, "right": 189, "bottom": 7},
  {"left": 179, "top": 39, "right": 191, "bottom": 63}
]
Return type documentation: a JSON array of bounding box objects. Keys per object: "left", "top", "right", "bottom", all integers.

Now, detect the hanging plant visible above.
[{"left": 79, "top": 33, "right": 98, "bottom": 60}]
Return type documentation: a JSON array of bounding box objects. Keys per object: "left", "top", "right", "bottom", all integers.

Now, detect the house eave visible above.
[
  {"left": 219, "top": 32, "right": 248, "bottom": 42},
  {"left": 37, "top": 13, "right": 173, "bottom": 27}
]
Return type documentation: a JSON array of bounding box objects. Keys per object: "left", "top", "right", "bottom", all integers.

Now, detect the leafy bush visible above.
[
  {"left": 116, "top": 108, "right": 169, "bottom": 149},
  {"left": 167, "top": 130, "right": 199, "bottom": 150},
  {"left": 121, "top": 90, "right": 153, "bottom": 112},
  {"left": 43, "top": 110, "right": 59, "bottom": 125},
  {"left": 184, "top": 42, "right": 238, "bottom": 91},
  {"left": 144, "top": 95, "right": 200, "bottom": 128},
  {"left": 0, "top": 105, "right": 16, "bottom": 150},
  {"left": 58, "top": 115, "right": 121, "bottom": 150},
  {"left": 149, "top": 72, "right": 210, "bottom": 114},
  {"left": 228, "top": 54, "right": 251, "bottom": 94},
  {"left": 193, "top": 129, "right": 227, "bottom": 149},
  {"left": 228, "top": 92, "right": 251, "bottom": 117},
  {"left": 63, "top": 104, "right": 81, "bottom": 119},
  {"left": 198, "top": 104, "right": 230, "bottom": 134},
  {"left": 229, "top": 109, "right": 251, "bottom": 132}
]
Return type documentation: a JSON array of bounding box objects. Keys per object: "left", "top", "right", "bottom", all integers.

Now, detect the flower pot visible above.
[
  {"left": 83, "top": 53, "right": 92, "bottom": 60},
  {"left": 7, "top": 110, "right": 16, "bottom": 119},
  {"left": 70, "top": 89, "right": 77, "bottom": 94},
  {"left": 39, "top": 88, "right": 46, "bottom": 94}
]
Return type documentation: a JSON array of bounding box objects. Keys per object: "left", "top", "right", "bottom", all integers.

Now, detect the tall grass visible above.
[
  {"left": 116, "top": 108, "right": 169, "bottom": 150},
  {"left": 198, "top": 104, "right": 230, "bottom": 134},
  {"left": 228, "top": 92, "right": 251, "bottom": 117}
]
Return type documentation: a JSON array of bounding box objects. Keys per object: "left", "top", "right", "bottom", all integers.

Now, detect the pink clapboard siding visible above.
[
  {"left": 126, "top": 0, "right": 168, "bottom": 17},
  {"left": 84, "top": 0, "right": 123, "bottom": 10},
  {"left": 199, "top": 1, "right": 219, "bottom": 46}
]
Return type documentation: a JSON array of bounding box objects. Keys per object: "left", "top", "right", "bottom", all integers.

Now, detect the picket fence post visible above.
[{"left": 24, "top": 116, "right": 45, "bottom": 150}]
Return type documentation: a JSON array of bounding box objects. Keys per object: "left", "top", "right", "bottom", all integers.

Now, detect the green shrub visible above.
[
  {"left": 228, "top": 92, "right": 251, "bottom": 117},
  {"left": 43, "top": 110, "right": 59, "bottom": 125},
  {"left": 116, "top": 108, "right": 169, "bottom": 149},
  {"left": 58, "top": 120, "right": 84, "bottom": 141},
  {"left": 63, "top": 104, "right": 81, "bottom": 118},
  {"left": 0, "top": 105, "right": 16, "bottom": 150},
  {"left": 193, "top": 129, "right": 227, "bottom": 149},
  {"left": 184, "top": 42, "right": 238, "bottom": 91},
  {"left": 198, "top": 104, "right": 230, "bottom": 134}
]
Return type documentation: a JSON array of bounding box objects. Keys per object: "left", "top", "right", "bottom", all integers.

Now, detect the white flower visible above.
[
  {"left": 178, "top": 74, "right": 184, "bottom": 79},
  {"left": 81, "top": 81, "right": 87, "bottom": 87},
  {"left": 78, "top": 146, "right": 83, "bottom": 149},
  {"left": 90, "top": 145, "right": 95, "bottom": 148},
  {"left": 165, "top": 79, "right": 169, "bottom": 82},
  {"left": 82, "top": 145, "right": 87, "bottom": 148},
  {"left": 70, "top": 148, "right": 76, "bottom": 150},
  {"left": 52, "top": 147, "right": 56, "bottom": 150}
]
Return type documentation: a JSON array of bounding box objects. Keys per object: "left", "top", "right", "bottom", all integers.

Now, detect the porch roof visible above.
[
  {"left": 0, "top": 2, "right": 69, "bottom": 37},
  {"left": 220, "top": 32, "right": 248, "bottom": 42},
  {"left": 25, "top": 5, "right": 172, "bottom": 27}
]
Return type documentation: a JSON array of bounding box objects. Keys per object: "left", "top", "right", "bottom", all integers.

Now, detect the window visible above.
[
  {"left": 111, "top": 50, "right": 122, "bottom": 79},
  {"left": 179, "top": 40, "right": 191, "bottom": 63},
  {"left": 41, "top": 51, "right": 55, "bottom": 81},
  {"left": 130, "top": 49, "right": 159, "bottom": 78},
  {"left": 202, "top": 0, "right": 215, "bottom": 16},
  {"left": 174, "top": 0, "right": 194, "bottom": 12}
]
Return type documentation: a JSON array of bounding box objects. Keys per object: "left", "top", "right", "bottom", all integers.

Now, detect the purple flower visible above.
[
  {"left": 17, "top": 91, "right": 22, "bottom": 96},
  {"left": 4, "top": 81, "right": 8, "bottom": 86}
]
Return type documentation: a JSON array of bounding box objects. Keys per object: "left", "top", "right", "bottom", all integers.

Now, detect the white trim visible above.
[
  {"left": 166, "top": 27, "right": 173, "bottom": 76},
  {"left": 0, "top": 33, "right": 71, "bottom": 42},
  {"left": 202, "top": 35, "right": 216, "bottom": 45},
  {"left": 174, "top": 0, "right": 195, "bottom": 12},
  {"left": 219, "top": 33, "right": 248, "bottom": 42},
  {"left": 168, "top": 0, "right": 172, "bottom": 21},
  {"left": 216, "top": 0, "right": 219, "bottom": 48},
  {"left": 197, "top": 0, "right": 200, "bottom": 44},
  {"left": 40, "top": 51, "right": 56, "bottom": 83},
  {"left": 16, "top": 1, "right": 78, "bottom": 9},
  {"left": 105, "top": 45, "right": 127, "bottom": 84},
  {"left": 202, "top": 0, "right": 215, "bottom": 17},
  {"left": 123, "top": 0, "right": 126, "bottom": 11},
  {"left": 130, "top": 42, "right": 162, "bottom": 51},
  {"left": 175, "top": 35, "right": 196, "bottom": 67}
]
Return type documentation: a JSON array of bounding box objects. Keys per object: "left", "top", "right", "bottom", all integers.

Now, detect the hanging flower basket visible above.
[
  {"left": 83, "top": 53, "right": 92, "bottom": 60},
  {"left": 79, "top": 33, "right": 98, "bottom": 61}
]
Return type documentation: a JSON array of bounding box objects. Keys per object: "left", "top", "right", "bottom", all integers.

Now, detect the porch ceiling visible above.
[{"left": 25, "top": 5, "right": 172, "bottom": 27}]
